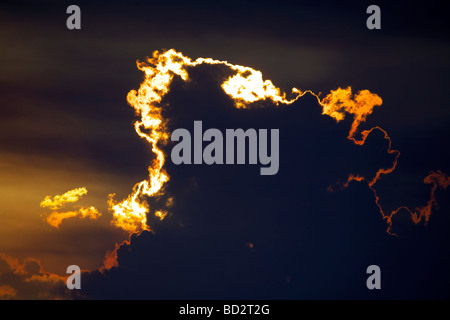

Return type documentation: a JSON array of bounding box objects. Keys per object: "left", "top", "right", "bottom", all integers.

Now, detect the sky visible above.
[{"left": 0, "top": 0, "right": 449, "bottom": 299}]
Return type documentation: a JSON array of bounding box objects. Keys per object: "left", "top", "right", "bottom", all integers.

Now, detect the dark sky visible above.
[{"left": 0, "top": 0, "right": 449, "bottom": 299}]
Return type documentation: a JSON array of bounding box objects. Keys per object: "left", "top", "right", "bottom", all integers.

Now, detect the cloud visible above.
[
  {"left": 78, "top": 50, "right": 449, "bottom": 299},
  {"left": 40, "top": 187, "right": 88, "bottom": 211},
  {"left": 3, "top": 47, "right": 448, "bottom": 299},
  {"left": 110, "top": 49, "right": 447, "bottom": 236},
  {"left": 0, "top": 285, "right": 16, "bottom": 300},
  {"left": 40, "top": 188, "right": 101, "bottom": 229},
  {"left": 45, "top": 206, "right": 101, "bottom": 229},
  {"left": 386, "top": 170, "right": 450, "bottom": 234},
  {"left": 0, "top": 253, "right": 69, "bottom": 300},
  {"left": 0, "top": 0, "right": 448, "bottom": 300}
]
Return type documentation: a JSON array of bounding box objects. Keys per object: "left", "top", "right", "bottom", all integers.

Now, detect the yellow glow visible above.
[{"left": 40, "top": 187, "right": 87, "bottom": 210}]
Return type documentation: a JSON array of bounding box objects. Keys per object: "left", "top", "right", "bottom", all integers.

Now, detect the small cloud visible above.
[
  {"left": 40, "top": 187, "right": 88, "bottom": 210},
  {"left": 0, "top": 253, "right": 70, "bottom": 300},
  {"left": 40, "top": 188, "right": 101, "bottom": 228},
  {"left": 0, "top": 285, "right": 16, "bottom": 299}
]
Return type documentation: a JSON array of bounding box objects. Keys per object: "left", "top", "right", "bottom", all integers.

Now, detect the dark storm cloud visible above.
[
  {"left": 0, "top": 0, "right": 449, "bottom": 300},
  {"left": 79, "top": 61, "right": 450, "bottom": 299}
]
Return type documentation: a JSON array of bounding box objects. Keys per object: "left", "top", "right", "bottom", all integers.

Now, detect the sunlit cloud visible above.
[{"left": 41, "top": 187, "right": 101, "bottom": 229}]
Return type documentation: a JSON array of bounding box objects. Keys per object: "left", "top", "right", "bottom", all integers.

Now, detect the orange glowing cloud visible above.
[
  {"left": 43, "top": 48, "right": 446, "bottom": 283},
  {"left": 41, "top": 187, "right": 100, "bottom": 228},
  {"left": 0, "top": 253, "right": 68, "bottom": 300},
  {"left": 45, "top": 206, "right": 101, "bottom": 229},
  {"left": 40, "top": 187, "right": 87, "bottom": 210},
  {"left": 383, "top": 171, "right": 450, "bottom": 234}
]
